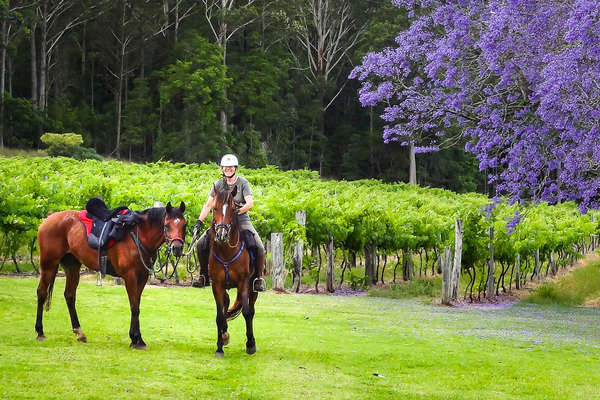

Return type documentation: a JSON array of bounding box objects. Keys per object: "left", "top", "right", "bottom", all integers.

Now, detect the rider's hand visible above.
[{"left": 193, "top": 219, "right": 203, "bottom": 237}]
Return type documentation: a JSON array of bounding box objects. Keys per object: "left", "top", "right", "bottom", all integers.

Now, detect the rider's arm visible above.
[
  {"left": 237, "top": 195, "right": 254, "bottom": 214},
  {"left": 198, "top": 196, "right": 215, "bottom": 222}
]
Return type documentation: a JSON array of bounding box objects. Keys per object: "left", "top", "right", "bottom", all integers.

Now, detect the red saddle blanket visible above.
[{"left": 78, "top": 210, "right": 94, "bottom": 236}]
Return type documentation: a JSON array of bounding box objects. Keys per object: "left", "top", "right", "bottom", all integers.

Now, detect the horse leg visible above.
[
  {"left": 222, "top": 291, "right": 230, "bottom": 346},
  {"left": 124, "top": 272, "right": 146, "bottom": 350},
  {"left": 35, "top": 265, "right": 58, "bottom": 341},
  {"left": 211, "top": 284, "right": 227, "bottom": 357},
  {"left": 62, "top": 254, "right": 86, "bottom": 343},
  {"left": 242, "top": 286, "right": 258, "bottom": 355}
]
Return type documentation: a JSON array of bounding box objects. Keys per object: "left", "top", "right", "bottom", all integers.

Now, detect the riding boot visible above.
[{"left": 252, "top": 247, "right": 266, "bottom": 292}]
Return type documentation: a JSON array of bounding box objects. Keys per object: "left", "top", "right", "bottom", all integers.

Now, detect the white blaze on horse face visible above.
[
  {"left": 174, "top": 218, "right": 180, "bottom": 225},
  {"left": 222, "top": 204, "right": 228, "bottom": 218}
]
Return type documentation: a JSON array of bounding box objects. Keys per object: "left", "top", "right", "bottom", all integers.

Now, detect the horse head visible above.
[
  {"left": 212, "top": 185, "right": 238, "bottom": 244},
  {"left": 164, "top": 201, "right": 187, "bottom": 257}
]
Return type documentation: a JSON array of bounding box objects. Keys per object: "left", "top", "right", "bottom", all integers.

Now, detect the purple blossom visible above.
[{"left": 350, "top": 0, "right": 600, "bottom": 211}]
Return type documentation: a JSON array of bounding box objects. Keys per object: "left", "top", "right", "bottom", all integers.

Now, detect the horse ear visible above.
[
  {"left": 166, "top": 202, "right": 173, "bottom": 213},
  {"left": 179, "top": 201, "right": 186, "bottom": 213},
  {"left": 231, "top": 185, "right": 238, "bottom": 198}
]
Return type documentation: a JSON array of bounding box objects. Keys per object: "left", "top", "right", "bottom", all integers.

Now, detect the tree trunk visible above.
[
  {"left": 364, "top": 243, "right": 376, "bottom": 285},
  {"left": 39, "top": 2, "right": 48, "bottom": 113},
  {"left": 402, "top": 248, "right": 414, "bottom": 281},
  {"left": 349, "top": 250, "right": 356, "bottom": 270},
  {"left": 515, "top": 253, "right": 521, "bottom": 290},
  {"left": 409, "top": 142, "right": 416, "bottom": 185},
  {"left": 30, "top": 22, "right": 37, "bottom": 110},
  {"left": 0, "top": 13, "right": 6, "bottom": 148},
  {"left": 533, "top": 249, "right": 541, "bottom": 281}
]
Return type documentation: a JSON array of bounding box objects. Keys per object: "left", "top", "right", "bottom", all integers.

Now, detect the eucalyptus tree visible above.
[
  {"left": 201, "top": 0, "right": 261, "bottom": 134},
  {"left": 156, "top": 32, "right": 230, "bottom": 163},
  {"left": 1, "top": 0, "right": 35, "bottom": 148},
  {"left": 286, "top": 0, "right": 368, "bottom": 172}
]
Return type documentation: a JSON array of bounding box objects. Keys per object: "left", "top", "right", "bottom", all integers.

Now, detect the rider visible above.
[{"left": 194, "top": 154, "right": 266, "bottom": 291}]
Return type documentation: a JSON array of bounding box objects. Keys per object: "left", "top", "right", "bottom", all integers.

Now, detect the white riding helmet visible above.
[{"left": 220, "top": 154, "right": 239, "bottom": 167}]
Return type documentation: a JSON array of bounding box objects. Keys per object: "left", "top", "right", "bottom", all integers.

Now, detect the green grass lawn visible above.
[{"left": 1, "top": 275, "right": 599, "bottom": 400}]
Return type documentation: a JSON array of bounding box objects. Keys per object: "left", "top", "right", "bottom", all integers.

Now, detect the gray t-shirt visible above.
[{"left": 209, "top": 177, "right": 252, "bottom": 224}]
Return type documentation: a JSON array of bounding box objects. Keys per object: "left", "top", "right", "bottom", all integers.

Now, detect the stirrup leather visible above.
[{"left": 252, "top": 277, "right": 266, "bottom": 292}]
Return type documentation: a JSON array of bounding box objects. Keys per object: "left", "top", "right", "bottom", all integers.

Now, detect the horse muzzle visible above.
[
  {"left": 215, "top": 223, "right": 231, "bottom": 243},
  {"left": 167, "top": 236, "right": 185, "bottom": 257}
]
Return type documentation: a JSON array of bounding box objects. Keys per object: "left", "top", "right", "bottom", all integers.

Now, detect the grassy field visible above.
[
  {"left": 0, "top": 275, "right": 599, "bottom": 400},
  {"left": 525, "top": 259, "right": 600, "bottom": 306}
]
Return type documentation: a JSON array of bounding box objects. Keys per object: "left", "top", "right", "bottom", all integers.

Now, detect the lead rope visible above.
[{"left": 131, "top": 227, "right": 160, "bottom": 276}]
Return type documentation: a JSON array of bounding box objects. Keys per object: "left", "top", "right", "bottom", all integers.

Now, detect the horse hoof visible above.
[
  {"left": 215, "top": 351, "right": 225, "bottom": 358},
  {"left": 222, "top": 332, "right": 230, "bottom": 346},
  {"left": 246, "top": 345, "right": 256, "bottom": 355},
  {"left": 36, "top": 335, "right": 46, "bottom": 342},
  {"left": 73, "top": 329, "right": 87, "bottom": 343},
  {"left": 130, "top": 343, "right": 147, "bottom": 350}
]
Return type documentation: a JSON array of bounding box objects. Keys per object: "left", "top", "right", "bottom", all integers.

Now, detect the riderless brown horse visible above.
[
  {"left": 209, "top": 185, "right": 258, "bottom": 357},
  {"left": 35, "top": 202, "right": 187, "bottom": 349}
]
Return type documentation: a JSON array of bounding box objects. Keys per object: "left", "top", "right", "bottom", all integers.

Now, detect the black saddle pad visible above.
[{"left": 86, "top": 197, "right": 128, "bottom": 221}]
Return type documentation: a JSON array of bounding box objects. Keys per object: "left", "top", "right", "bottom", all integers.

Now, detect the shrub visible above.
[
  {"left": 41, "top": 132, "right": 102, "bottom": 161},
  {"left": 348, "top": 269, "right": 369, "bottom": 290},
  {"left": 40, "top": 132, "right": 83, "bottom": 147}
]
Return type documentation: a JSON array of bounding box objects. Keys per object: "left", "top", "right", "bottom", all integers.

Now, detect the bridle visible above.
[
  {"left": 164, "top": 223, "right": 185, "bottom": 248},
  {"left": 132, "top": 212, "right": 186, "bottom": 274}
]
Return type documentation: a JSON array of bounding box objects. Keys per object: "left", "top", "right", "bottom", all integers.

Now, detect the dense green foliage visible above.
[
  {"left": 1, "top": 276, "right": 600, "bottom": 399},
  {"left": 1, "top": 156, "right": 597, "bottom": 294}
]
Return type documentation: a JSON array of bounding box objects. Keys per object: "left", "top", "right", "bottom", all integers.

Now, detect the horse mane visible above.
[{"left": 139, "top": 207, "right": 166, "bottom": 228}]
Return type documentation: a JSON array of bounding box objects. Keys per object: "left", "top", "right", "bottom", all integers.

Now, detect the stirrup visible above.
[{"left": 252, "top": 277, "right": 266, "bottom": 292}]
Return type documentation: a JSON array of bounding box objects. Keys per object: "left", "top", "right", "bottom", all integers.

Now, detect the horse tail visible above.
[{"left": 44, "top": 272, "right": 57, "bottom": 312}]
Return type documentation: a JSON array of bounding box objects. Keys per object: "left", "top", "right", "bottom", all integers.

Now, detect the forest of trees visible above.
[{"left": 0, "top": 0, "right": 484, "bottom": 193}]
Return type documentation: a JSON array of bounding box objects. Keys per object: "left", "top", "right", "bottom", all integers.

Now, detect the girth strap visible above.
[{"left": 213, "top": 241, "right": 245, "bottom": 281}]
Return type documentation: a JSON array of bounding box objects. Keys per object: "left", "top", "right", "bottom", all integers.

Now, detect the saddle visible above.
[{"left": 79, "top": 198, "right": 140, "bottom": 279}]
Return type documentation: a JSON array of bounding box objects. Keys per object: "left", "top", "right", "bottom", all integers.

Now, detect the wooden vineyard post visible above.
[
  {"left": 271, "top": 233, "right": 284, "bottom": 290},
  {"left": 326, "top": 235, "right": 334, "bottom": 293},
  {"left": 451, "top": 219, "right": 463, "bottom": 300},
  {"left": 486, "top": 227, "right": 495, "bottom": 298},
  {"left": 441, "top": 246, "right": 453, "bottom": 305},
  {"left": 293, "top": 210, "right": 306, "bottom": 293}
]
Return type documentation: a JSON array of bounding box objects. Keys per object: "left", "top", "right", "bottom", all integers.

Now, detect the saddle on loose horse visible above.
[{"left": 78, "top": 198, "right": 140, "bottom": 277}]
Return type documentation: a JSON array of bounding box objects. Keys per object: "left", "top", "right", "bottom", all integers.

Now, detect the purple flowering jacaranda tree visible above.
[{"left": 350, "top": 0, "right": 600, "bottom": 212}]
